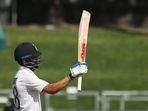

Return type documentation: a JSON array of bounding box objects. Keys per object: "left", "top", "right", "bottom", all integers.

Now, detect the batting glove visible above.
[{"left": 68, "top": 62, "right": 88, "bottom": 80}]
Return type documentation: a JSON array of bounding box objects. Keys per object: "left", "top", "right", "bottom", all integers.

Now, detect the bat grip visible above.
[{"left": 77, "top": 75, "right": 82, "bottom": 91}]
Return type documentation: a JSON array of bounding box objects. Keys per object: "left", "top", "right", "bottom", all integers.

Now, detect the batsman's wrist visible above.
[{"left": 67, "top": 73, "right": 75, "bottom": 80}]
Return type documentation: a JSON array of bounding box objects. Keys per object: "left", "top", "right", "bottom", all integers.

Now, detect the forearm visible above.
[{"left": 42, "top": 76, "right": 71, "bottom": 94}]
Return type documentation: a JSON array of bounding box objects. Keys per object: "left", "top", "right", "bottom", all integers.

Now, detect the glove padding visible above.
[{"left": 68, "top": 62, "right": 88, "bottom": 80}]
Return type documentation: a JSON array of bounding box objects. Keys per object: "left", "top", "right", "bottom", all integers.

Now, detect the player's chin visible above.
[{"left": 35, "top": 66, "right": 39, "bottom": 69}]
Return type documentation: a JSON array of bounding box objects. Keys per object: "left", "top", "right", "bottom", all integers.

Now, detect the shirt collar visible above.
[{"left": 19, "top": 65, "right": 31, "bottom": 71}]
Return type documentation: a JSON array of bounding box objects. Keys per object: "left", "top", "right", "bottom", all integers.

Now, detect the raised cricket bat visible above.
[{"left": 77, "top": 10, "right": 91, "bottom": 91}]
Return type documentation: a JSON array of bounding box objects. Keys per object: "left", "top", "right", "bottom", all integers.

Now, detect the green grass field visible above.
[{"left": 1, "top": 25, "right": 148, "bottom": 110}]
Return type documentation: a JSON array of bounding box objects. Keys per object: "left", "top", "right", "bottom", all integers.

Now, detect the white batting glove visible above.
[{"left": 68, "top": 62, "right": 88, "bottom": 80}]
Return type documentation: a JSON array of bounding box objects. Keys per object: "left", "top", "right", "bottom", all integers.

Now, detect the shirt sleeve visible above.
[{"left": 24, "top": 72, "right": 49, "bottom": 92}]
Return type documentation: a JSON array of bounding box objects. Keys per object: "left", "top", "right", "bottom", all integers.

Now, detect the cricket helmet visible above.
[{"left": 14, "top": 42, "right": 42, "bottom": 71}]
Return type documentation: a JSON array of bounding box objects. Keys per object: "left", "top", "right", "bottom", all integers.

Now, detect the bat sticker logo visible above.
[{"left": 81, "top": 42, "right": 86, "bottom": 62}]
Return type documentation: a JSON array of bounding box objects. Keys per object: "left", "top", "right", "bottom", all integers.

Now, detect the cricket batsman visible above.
[{"left": 12, "top": 42, "right": 88, "bottom": 111}]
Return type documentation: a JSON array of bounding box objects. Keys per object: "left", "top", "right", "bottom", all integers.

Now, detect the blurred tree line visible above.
[{"left": 0, "top": 0, "right": 148, "bottom": 27}]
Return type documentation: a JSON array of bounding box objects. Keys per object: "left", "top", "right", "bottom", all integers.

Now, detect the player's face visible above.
[
  {"left": 22, "top": 55, "right": 42, "bottom": 71},
  {"left": 33, "top": 56, "right": 42, "bottom": 68}
]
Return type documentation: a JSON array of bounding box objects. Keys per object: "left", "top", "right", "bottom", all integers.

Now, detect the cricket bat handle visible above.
[{"left": 77, "top": 76, "right": 82, "bottom": 91}]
